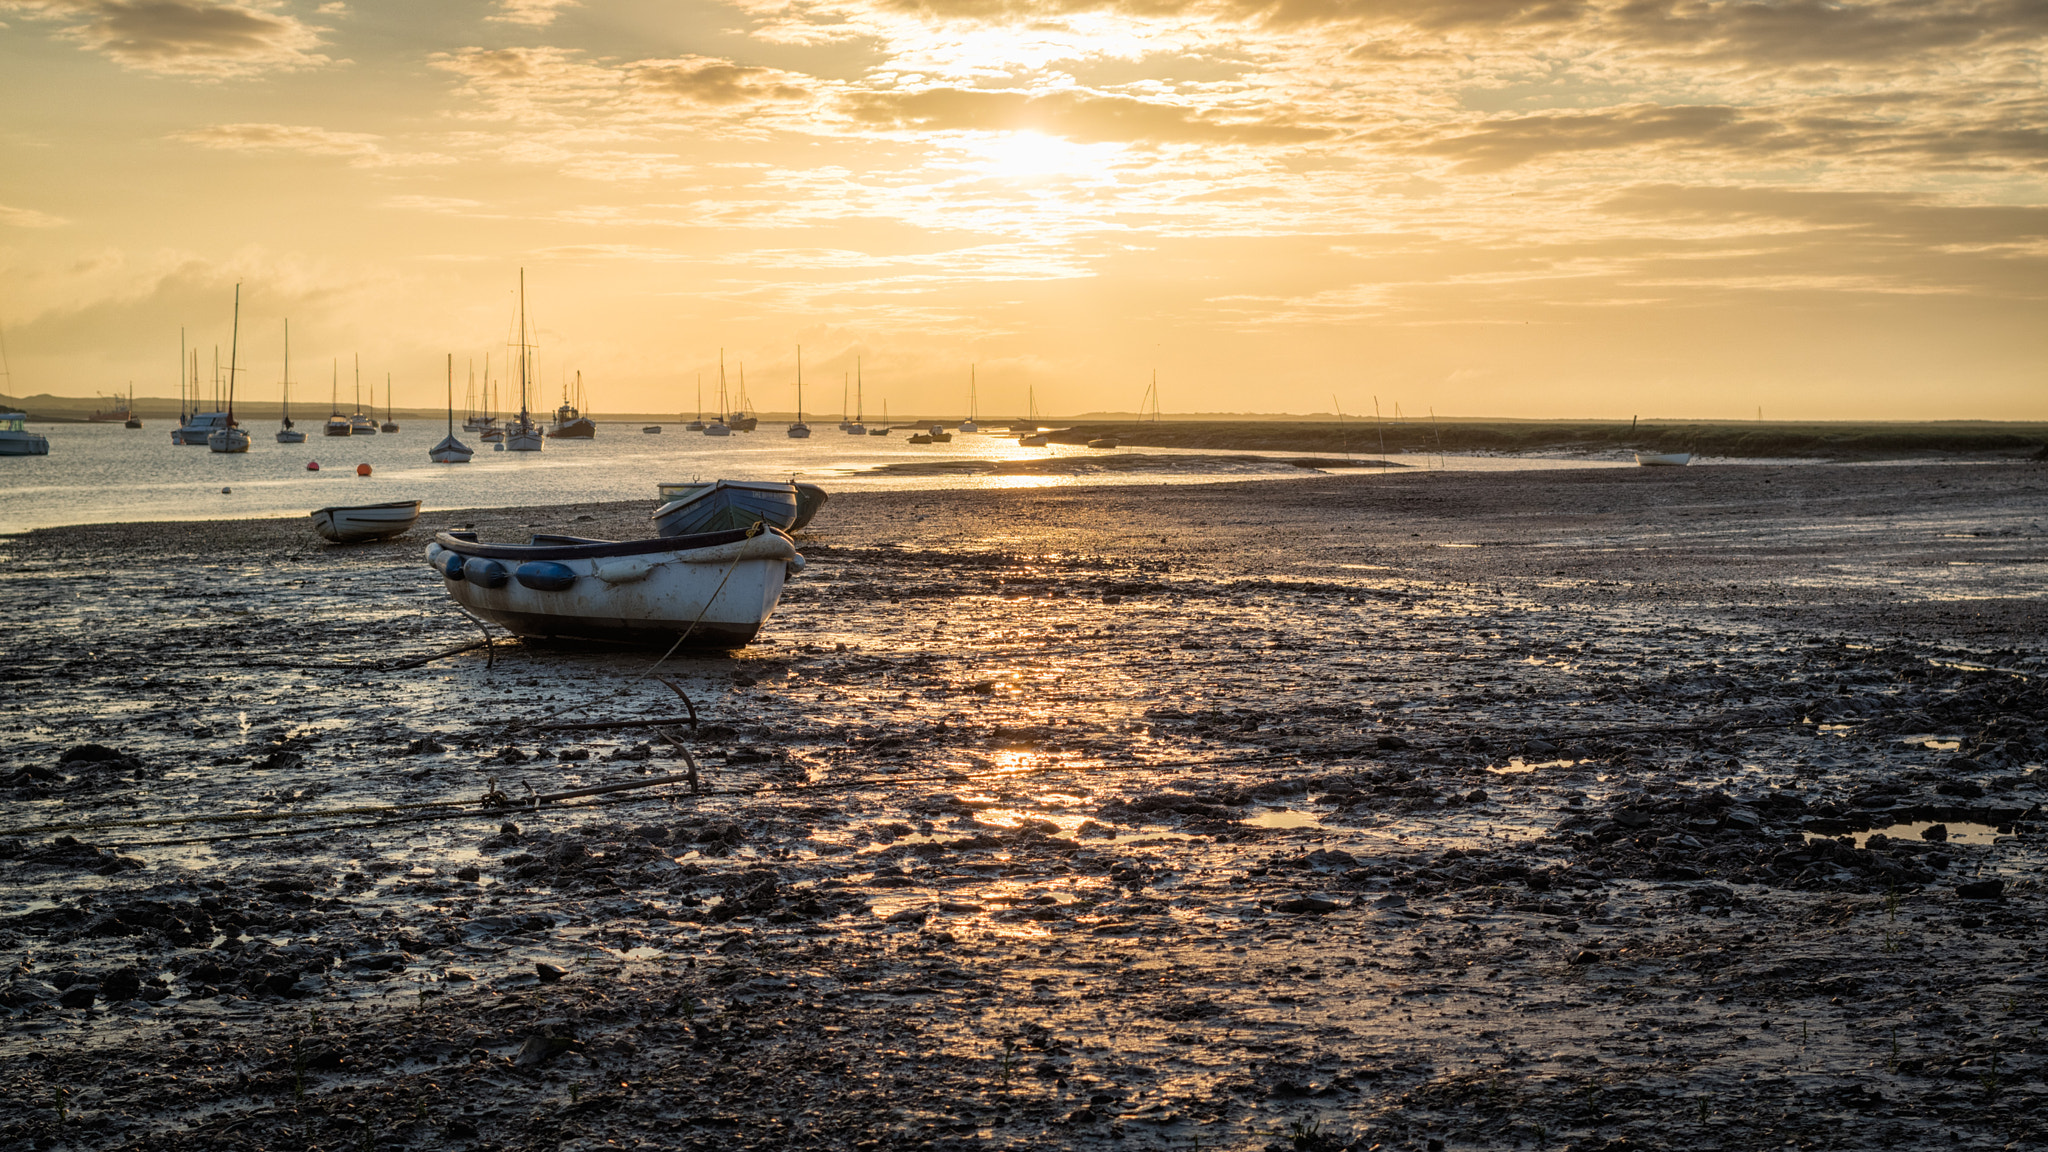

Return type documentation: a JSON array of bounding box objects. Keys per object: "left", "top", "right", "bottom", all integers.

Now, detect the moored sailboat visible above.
[
  {"left": 786, "top": 346, "right": 811, "bottom": 438},
  {"left": 323, "top": 359, "right": 351, "bottom": 436},
  {"left": 430, "top": 353, "right": 473, "bottom": 463},
  {"left": 277, "top": 320, "right": 306, "bottom": 443},
  {"left": 505, "top": 269, "right": 543, "bottom": 452},
  {"left": 207, "top": 285, "right": 251, "bottom": 454}
]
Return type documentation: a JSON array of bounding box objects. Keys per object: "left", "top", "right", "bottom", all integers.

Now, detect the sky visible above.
[{"left": 0, "top": 0, "right": 2043, "bottom": 420}]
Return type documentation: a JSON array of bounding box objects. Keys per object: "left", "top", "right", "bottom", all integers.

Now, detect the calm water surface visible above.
[{"left": 0, "top": 421, "right": 1638, "bottom": 534}]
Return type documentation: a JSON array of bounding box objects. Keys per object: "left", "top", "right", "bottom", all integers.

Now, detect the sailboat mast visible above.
[
  {"left": 179, "top": 328, "right": 187, "bottom": 422},
  {"left": 281, "top": 319, "right": 291, "bottom": 428},
  {"left": 447, "top": 353, "right": 455, "bottom": 435},
  {"left": 518, "top": 268, "right": 529, "bottom": 424},
  {"left": 225, "top": 284, "right": 239, "bottom": 425},
  {"left": 795, "top": 344, "right": 803, "bottom": 422}
]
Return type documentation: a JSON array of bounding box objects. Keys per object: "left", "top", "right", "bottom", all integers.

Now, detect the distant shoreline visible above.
[{"left": 9, "top": 404, "right": 2045, "bottom": 462}]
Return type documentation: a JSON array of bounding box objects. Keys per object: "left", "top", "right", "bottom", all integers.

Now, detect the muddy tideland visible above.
[{"left": 2, "top": 462, "right": 2045, "bottom": 1152}]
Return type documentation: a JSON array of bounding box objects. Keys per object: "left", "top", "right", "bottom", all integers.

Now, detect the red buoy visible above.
[
  {"left": 306, "top": 461, "right": 320, "bottom": 471},
  {"left": 356, "top": 463, "right": 372, "bottom": 476}
]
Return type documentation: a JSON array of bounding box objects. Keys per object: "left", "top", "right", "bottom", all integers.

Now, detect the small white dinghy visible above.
[
  {"left": 429, "top": 525, "right": 803, "bottom": 649},
  {"left": 1634, "top": 451, "right": 1692, "bottom": 467},
  {"left": 312, "top": 500, "right": 422, "bottom": 543}
]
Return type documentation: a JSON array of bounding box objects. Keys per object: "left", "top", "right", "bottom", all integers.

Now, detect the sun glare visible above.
[{"left": 964, "top": 131, "right": 1121, "bottom": 180}]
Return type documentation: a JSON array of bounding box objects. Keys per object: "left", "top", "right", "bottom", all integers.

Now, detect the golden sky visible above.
[{"left": 1, "top": 0, "right": 2043, "bottom": 419}]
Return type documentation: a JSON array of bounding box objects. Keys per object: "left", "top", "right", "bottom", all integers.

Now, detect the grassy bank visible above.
[{"left": 1040, "top": 419, "right": 2048, "bottom": 460}]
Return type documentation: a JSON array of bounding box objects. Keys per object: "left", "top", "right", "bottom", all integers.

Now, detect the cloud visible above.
[
  {"left": 1404, "top": 105, "right": 1793, "bottom": 171},
  {"left": 843, "top": 86, "right": 1334, "bottom": 144},
  {"left": 0, "top": 203, "right": 69, "bottom": 228},
  {"left": 170, "top": 122, "right": 455, "bottom": 166},
  {"left": 3, "top": 0, "right": 330, "bottom": 77},
  {"left": 488, "top": 0, "right": 576, "bottom": 26},
  {"left": 632, "top": 57, "right": 813, "bottom": 105}
]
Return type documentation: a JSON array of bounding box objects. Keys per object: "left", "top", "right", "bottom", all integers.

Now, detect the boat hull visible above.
[
  {"left": 653, "top": 481, "right": 800, "bottom": 536},
  {"left": 506, "top": 426, "right": 544, "bottom": 451},
  {"left": 791, "top": 483, "right": 827, "bottom": 530},
  {"left": 429, "top": 432, "right": 474, "bottom": 463},
  {"left": 277, "top": 430, "right": 308, "bottom": 443},
  {"left": 0, "top": 436, "right": 49, "bottom": 456},
  {"left": 1634, "top": 452, "right": 1692, "bottom": 467},
  {"left": 549, "top": 417, "right": 597, "bottom": 438},
  {"left": 312, "top": 500, "right": 423, "bottom": 543},
  {"left": 429, "top": 527, "right": 798, "bottom": 649},
  {"left": 208, "top": 429, "right": 251, "bottom": 453}
]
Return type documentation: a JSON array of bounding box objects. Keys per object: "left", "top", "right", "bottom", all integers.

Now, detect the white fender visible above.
[{"left": 592, "top": 555, "right": 663, "bottom": 584}]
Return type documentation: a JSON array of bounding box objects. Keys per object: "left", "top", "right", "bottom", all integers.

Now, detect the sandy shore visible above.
[{"left": 2, "top": 462, "right": 2045, "bottom": 1151}]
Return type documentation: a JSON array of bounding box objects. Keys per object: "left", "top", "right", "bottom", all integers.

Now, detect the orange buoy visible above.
[
  {"left": 356, "top": 463, "right": 372, "bottom": 476},
  {"left": 306, "top": 461, "right": 320, "bottom": 471}
]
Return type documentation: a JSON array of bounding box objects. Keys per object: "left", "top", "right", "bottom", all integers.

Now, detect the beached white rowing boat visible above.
[
  {"left": 311, "top": 500, "right": 422, "bottom": 543},
  {"left": 428, "top": 525, "right": 802, "bottom": 649},
  {"left": 1634, "top": 451, "right": 1692, "bottom": 467}
]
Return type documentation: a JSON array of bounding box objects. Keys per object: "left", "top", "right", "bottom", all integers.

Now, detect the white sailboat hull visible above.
[
  {"left": 506, "top": 426, "right": 544, "bottom": 452},
  {"left": 1634, "top": 452, "right": 1692, "bottom": 467},
  {"left": 208, "top": 428, "right": 250, "bottom": 453}
]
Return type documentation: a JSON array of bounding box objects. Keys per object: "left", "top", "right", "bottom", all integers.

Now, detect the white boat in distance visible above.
[
  {"left": 1635, "top": 451, "right": 1692, "bottom": 467},
  {"left": 312, "top": 500, "right": 422, "bottom": 543},
  {"left": 0, "top": 412, "right": 49, "bottom": 456},
  {"left": 429, "top": 525, "right": 803, "bottom": 649}
]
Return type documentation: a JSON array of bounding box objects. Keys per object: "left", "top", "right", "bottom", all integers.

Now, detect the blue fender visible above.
[
  {"left": 442, "top": 552, "right": 468, "bottom": 580},
  {"left": 516, "top": 561, "right": 577, "bottom": 591},
  {"left": 462, "top": 557, "right": 510, "bottom": 588}
]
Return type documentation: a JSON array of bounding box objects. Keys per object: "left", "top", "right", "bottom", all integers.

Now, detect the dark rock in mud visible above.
[
  {"left": 1275, "top": 894, "right": 1342, "bottom": 914},
  {"left": 535, "top": 961, "right": 567, "bottom": 982},
  {"left": 0, "top": 835, "right": 145, "bottom": 875},
  {"left": 58, "top": 743, "right": 142, "bottom": 770},
  {"left": 1956, "top": 879, "right": 2005, "bottom": 900}
]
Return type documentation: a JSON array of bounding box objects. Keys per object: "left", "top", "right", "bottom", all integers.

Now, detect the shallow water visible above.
[{"left": 5, "top": 422, "right": 1648, "bottom": 533}]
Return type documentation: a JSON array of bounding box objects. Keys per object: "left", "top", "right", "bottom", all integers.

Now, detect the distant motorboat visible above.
[
  {"left": 926, "top": 424, "right": 952, "bottom": 443},
  {"left": 177, "top": 411, "right": 232, "bottom": 445},
  {"left": 549, "top": 372, "right": 597, "bottom": 438},
  {"left": 89, "top": 393, "right": 133, "bottom": 423},
  {"left": 0, "top": 412, "right": 49, "bottom": 456},
  {"left": 643, "top": 425, "right": 661, "bottom": 434},
  {"left": 1087, "top": 437, "right": 1119, "bottom": 449},
  {"left": 908, "top": 431, "right": 932, "bottom": 444},
  {"left": 653, "top": 480, "right": 800, "bottom": 536},
  {"left": 1635, "top": 451, "right": 1692, "bottom": 467},
  {"left": 703, "top": 420, "right": 730, "bottom": 437},
  {"left": 312, "top": 499, "right": 422, "bottom": 543},
  {"left": 429, "top": 525, "right": 803, "bottom": 649}
]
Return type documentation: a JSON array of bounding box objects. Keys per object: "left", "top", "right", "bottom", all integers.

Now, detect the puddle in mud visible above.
[
  {"left": 1809, "top": 821, "right": 2009, "bottom": 848},
  {"left": 1244, "top": 807, "right": 1324, "bottom": 829}
]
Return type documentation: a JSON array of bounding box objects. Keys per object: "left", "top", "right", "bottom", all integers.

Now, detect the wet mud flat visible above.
[{"left": 1, "top": 462, "right": 2045, "bottom": 1152}]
